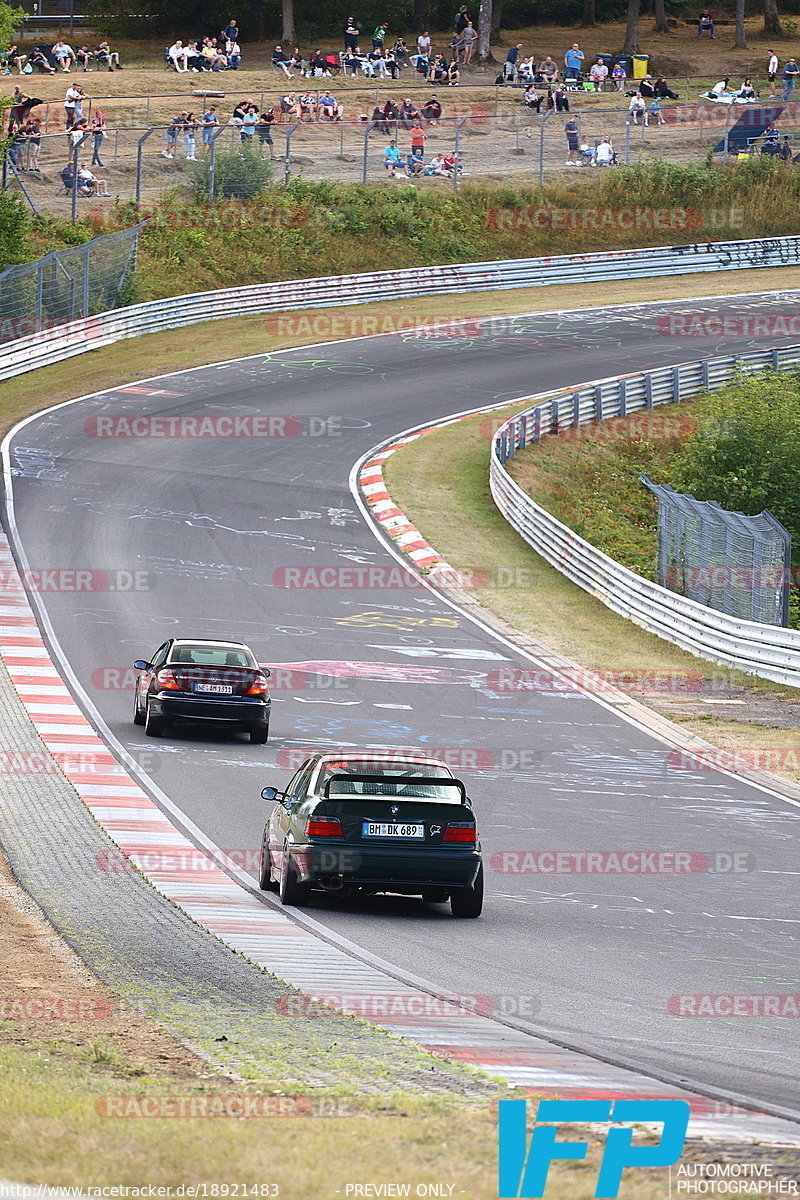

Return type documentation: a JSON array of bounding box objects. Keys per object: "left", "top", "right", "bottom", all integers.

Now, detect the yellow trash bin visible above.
[{"left": 632, "top": 54, "right": 649, "bottom": 78}]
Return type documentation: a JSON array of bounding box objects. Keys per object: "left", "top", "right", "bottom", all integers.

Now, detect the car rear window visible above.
[
  {"left": 168, "top": 645, "right": 256, "bottom": 668},
  {"left": 324, "top": 775, "right": 464, "bottom": 803}
]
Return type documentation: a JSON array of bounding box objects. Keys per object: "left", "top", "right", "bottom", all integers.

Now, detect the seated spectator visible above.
[
  {"left": 288, "top": 47, "right": 303, "bottom": 69},
  {"left": 95, "top": 40, "right": 121, "bottom": 69},
  {"left": 1, "top": 45, "right": 27, "bottom": 74},
  {"left": 595, "top": 134, "right": 616, "bottom": 165},
  {"left": 201, "top": 38, "right": 227, "bottom": 70},
  {"left": 425, "top": 153, "right": 448, "bottom": 175},
  {"left": 447, "top": 58, "right": 460, "bottom": 85},
  {"left": 524, "top": 83, "right": 541, "bottom": 112},
  {"left": 398, "top": 98, "right": 421, "bottom": 127},
  {"left": 710, "top": 76, "right": 732, "bottom": 97},
  {"left": 343, "top": 47, "right": 362, "bottom": 75},
  {"left": 382, "top": 97, "right": 399, "bottom": 128},
  {"left": 442, "top": 150, "right": 463, "bottom": 175},
  {"left": 78, "top": 163, "right": 108, "bottom": 195},
  {"left": 306, "top": 48, "right": 331, "bottom": 76},
  {"left": 638, "top": 73, "right": 655, "bottom": 99},
  {"left": 273, "top": 44, "right": 293, "bottom": 78},
  {"left": 653, "top": 74, "right": 679, "bottom": 99},
  {"left": 778, "top": 134, "right": 792, "bottom": 161},
  {"left": 369, "top": 47, "right": 390, "bottom": 77},
  {"left": 736, "top": 76, "right": 758, "bottom": 99},
  {"left": 412, "top": 52, "right": 430, "bottom": 77},
  {"left": 185, "top": 40, "right": 204, "bottom": 71},
  {"left": 29, "top": 46, "right": 56, "bottom": 75},
  {"left": 298, "top": 93, "right": 316, "bottom": 119},
  {"left": 76, "top": 45, "right": 93, "bottom": 70},
  {"left": 760, "top": 122, "right": 780, "bottom": 154},
  {"left": 356, "top": 47, "right": 375, "bottom": 75},
  {"left": 280, "top": 92, "right": 302, "bottom": 119},
  {"left": 407, "top": 147, "right": 425, "bottom": 176},
  {"left": 393, "top": 37, "right": 409, "bottom": 67},
  {"left": 612, "top": 61, "right": 626, "bottom": 90},
  {"left": 422, "top": 96, "right": 441, "bottom": 123},
  {"left": 649, "top": 97, "right": 665, "bottom": 124},
  {"left": 589, "top": 57, "right": 608, "bottom": 90},
  {"left": 168, "top": 40, "right": 190, "bottom": 72},
  {"left": 384, "top": 139, "right": 405, "bottom": 175},
  {"left": 61, "top": 160, "right": 78, "bottom": 190},
  {"left": 428, "top": 53, "right": 447, "bottom": 83},
  {"left": 538, "top": 55, "right": 558, "bottom": 83},
  {"left": 628, "top": 93, "right": 648, "bottom": 124},
  {"left": 698, "top": 8, "right": 715, "bottom": 37},
  {"left": 383, "top": 47, "right": 400, "bottom": 78},
  {"left": 317, "top": 89, "right": 343, "bottom": 120},
  {"left": 52, "top": 40, "right": 74, "bottom": 71},
  {"left": 226, "top": 39, "right": 241, "bottom": 69}
]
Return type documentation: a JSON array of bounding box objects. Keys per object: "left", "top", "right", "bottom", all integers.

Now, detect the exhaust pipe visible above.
[{"left": 318, "top": 875, "right": 344, "bottom": 891}]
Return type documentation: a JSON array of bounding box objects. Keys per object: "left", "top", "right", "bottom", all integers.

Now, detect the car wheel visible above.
[
  {"left": 450, "top": 865, "right": 483, "bottom": 918},
  {"left": 279, "top": 846, "right": 311, "bottom": 906},
  {"left": 133, "top": 691, "right": 145, "bottom": 726},
  {"left": 249, "top": 721, "right": 269, "bottom": 745},
  {"left": 144, "top": 702, "right": 166, "bottom": 738},
  {"left": 258, "top": 834, "right": 278, "bottom": 891}
]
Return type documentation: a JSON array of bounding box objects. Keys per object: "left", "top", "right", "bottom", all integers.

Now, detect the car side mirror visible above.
[
  {"left": 261, "top": 786, "right": 282, "bottom": 801},
  {"left": 262, "top": 668, "right": 271, "bottom": 677},
  {"left": 133, "top": 660, "right": 151, "bottom": 671}
]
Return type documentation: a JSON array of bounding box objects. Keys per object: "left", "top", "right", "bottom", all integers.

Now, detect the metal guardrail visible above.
[
  {"left": 490, "top": 345, "right": 800, "bottom": 688},
  {"left": 1, "top": 236, "right": 800, "bottom": 379}
]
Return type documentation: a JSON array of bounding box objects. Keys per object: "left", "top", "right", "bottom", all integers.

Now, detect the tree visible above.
[
  {"left": 282, "top": 0, "right": 296, "bottom": 46},
  {"left": 622, "top": 0, "right": 640, "bottom": 54},
  {"left": 413, "top": 0, "right": 429, "bottom": 33},
  {"left": 735, "top": 0, "right": 747, "bottom": 47},
  {"left": 653, "top": 0, "right": 668, "bottom": 34},
  {"left": 492, "top": 0, "right": 503, "bottom": 32},
  {"left": 763, "top": 0, "right": 783, "bottom": 38},
  {"left": 0, "top": 0, "right": 25, "bottom": 47},
  {"left": 582, "top": 0, "right": 596, "bottom": 26},
  {"left": 477, "top": 0, "right": 494, "bottom": 61}
]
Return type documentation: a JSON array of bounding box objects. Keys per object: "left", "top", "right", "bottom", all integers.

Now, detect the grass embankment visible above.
[{"left": 8, "top": 159, "right": 800, "bottom": 301}]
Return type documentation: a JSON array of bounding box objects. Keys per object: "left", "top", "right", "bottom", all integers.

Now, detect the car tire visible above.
[
  {"left": 258, "top": 835, "right": 278, "bottom": 891},
  {"left": 144, "top": 702, "right": 166, "bottom": 738},
  {"left": 133, "top": 691, "right": 145, "bottom": 726},
  {"left": 279, "top": 846, "right": 311, "bottom": 906},
  {"left": 249, "top": 722, "right": 269, "bottom": 745},
  {"left": 450, "top": 865, "right": 483, "bottom": 918}
]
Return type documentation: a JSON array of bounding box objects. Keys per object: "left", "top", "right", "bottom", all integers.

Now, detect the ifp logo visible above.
[{"left": 498, "top": 1098, "right": 689, "bottom": 1197}]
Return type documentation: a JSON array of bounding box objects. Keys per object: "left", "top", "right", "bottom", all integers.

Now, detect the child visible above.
[{"left": 649, "top": 97, "right": 665, "bottom": 125}]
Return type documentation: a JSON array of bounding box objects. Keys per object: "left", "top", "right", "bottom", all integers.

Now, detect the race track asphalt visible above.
[{"left": 5, "top": 293, "right": 800, "bottom": 1118}]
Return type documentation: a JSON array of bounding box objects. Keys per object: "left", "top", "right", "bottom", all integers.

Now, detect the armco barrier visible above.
[
  {"left": 1, "top": 235, "right": 800, "bottom": 381},
  {"left": 490, "top": 345, "right": 800, "bottom": 688}
]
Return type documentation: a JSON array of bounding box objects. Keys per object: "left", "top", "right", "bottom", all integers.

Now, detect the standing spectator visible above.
[
  {"left": 201, "top": 105, "right": 218, "bottom": 151},
  {"left": 564, "top": 115, "right": 580, "bottom": 164},
  {"left": 168, "top": 40, "right": 190, "bottom": 71},
  {"left": 783, "top": 58, "right": 799, "bottom": 101},
  {"left": 551, "top": 82, "right": 570, "bottom": 111},
  {"left": 505, "top": 43, "right": 522, "bottom": 82},
  {"left": 768, "top": 50, "right": 779, "bottom": 97},
  {"left": 589, "top": 57, "right": 608, "bottom": 90},
  {"left": 69, "top": 117, "right": 89, "bottom": 152},
  {"left": 223, "top": 19, "right": 239, "bottom": 42},
  {"left": 257, "top": 108, "right": 275, "bottom": 154},
  {"left": 183, "top": 111, "right": 198, "bottom": 159},
  {"left": 239, "top": 105, "right": 258, "bottom": 143},
  {"left": 90, "top": 108, "right": 107, "bottom": 166},
  {"left": 697, "top": 9, "right": 715, "bottom": 37},
  {"left": 462, "top": 22, "right": 476, "bottom": 64},
  {"left": 372, "top": 22, "right": 387, "bottom": 49},
  {"left": 344, "top": 16, "right": 360, "bottom": 50},
  {"left": 449, "top": 30, "right": 465, "bottom": 61},
  {"left": 64, "top": 83, "right": 83, "bottom": 130},
  {"left": 52, "top": 39, "right": 75, "bottom": 71},
  {"left": 564, "top": 43, "right": 584, "bottom": 81},
  {"left": 161, "top": 113, "right": 182, "bottom": 158},
  {"left": 455, "top": 5, "right": 470, "bottom": 32},
  {"left": 612, "top": 60, "right": 626, "bottom": 90},
  {"left": 417, "top": 30, "right": 431, "bottom": 56},
  {"left": 410, "top": 122, "right": 427, "bottom": 157}
]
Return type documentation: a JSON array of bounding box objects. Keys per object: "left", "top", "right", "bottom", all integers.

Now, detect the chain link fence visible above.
[
  {"left": 0, "top": 222, "right": 145, "bottom": 344},
  {"left": 641, "top": 475, "right": 792, "bottom": 627}
]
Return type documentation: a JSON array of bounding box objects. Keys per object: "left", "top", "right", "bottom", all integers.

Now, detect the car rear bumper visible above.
[
  {"left": 151, "top": 693, "right": 270, "bottom": 728},
  {"left": 287, "top": 841, "right": 482, "bottom": 889}
]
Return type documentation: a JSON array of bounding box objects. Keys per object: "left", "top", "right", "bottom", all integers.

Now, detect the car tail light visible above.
[
  {"left": 246, "top": 673, "right": 269, "bottom": 695},
  {"left": 305, "top": 816, "right": 344, "bottom": 837},
  {"left": 156, "top": 669, "right": 180, "bottom": 691},
  {"left": 442, "top": 822, "right": 477, "bottom": 844}
]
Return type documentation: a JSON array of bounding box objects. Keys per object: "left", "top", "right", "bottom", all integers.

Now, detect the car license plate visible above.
[
  {"left": 194, "top": 683, "right": 234, "bottom": 694},
  {"left": 362, "top": 821, "right": 424, "bottom": 839}
]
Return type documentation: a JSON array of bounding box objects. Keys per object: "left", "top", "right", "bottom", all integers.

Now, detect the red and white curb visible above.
[{"left": 1, "top": 532, "right": 799, "bottom": 1143}]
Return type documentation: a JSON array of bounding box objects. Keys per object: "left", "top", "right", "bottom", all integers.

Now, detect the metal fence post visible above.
[
  {"left": 82, "top": 243, "right": 90, "bottom": 319},
  {"left": 539, "top": 108, "right": 553, "bottom": 186},
  {"left": 362, "top": 125, "right": 372, "bottom": 185},
  {"left": 71, "top": 131, "right": 90, "bottom": 222},
  {"left": 284, "top": 121, "right": 300, "bottom": 186},
  {"left": 453, "top": 115, "right": 467, "bottom": 193},
  {"left": 35, "top": 260, "right": 44, "bottom": 333},
  {"left": 135, "top": 128, "right": 155, "bottom": 206},
  {"left": 722, "top": 104, "right": 732, "bottom": 165},
  {"left": 209, "top": 125, "right": 225, "bottom": 202},
  {"left": 625, "top": 117, "right": 631, "bottom": 164}
]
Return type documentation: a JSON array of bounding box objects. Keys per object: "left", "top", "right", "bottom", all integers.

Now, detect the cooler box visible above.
[{"left": 632, "top": 54, "right": 649, "bottom": 78}]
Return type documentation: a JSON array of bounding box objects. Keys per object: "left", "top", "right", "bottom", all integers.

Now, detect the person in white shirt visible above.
[
  {"left": 226, "top": 40, "right": 241, "bottom": 68},
  {"left": 711, "top": 76, "right": 732, "bottom": 97},
  {"left": 595, "top": 135, "right": 614, "bottom": 165},
  {"left": 589, "top": 58, "right": 608, "bottom": 90},
  {"left": 768, "top": 50, "right": 779, "bottom": 97},
  {"left": 53, "top": 40, "right": 74, "bottom": 71},
  {"left": 168, "top": 40, "right": 190, "bottom": 72},
  {"left": 417, "top": 30, "right": 431, "bottom": 55}
]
